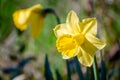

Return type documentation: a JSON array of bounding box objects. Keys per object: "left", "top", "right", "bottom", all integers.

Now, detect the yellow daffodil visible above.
[
  {"left": 53, "top": 10, "right": 106, "bottom": 67},
  {"left": 13, "top": 4, "right": 44, "bottom": 38}
]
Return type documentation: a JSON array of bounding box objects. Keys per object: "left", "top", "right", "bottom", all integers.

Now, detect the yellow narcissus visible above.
[
  {"left": 13, "top": 4, "right": 44, "bottom": 38},
  {"left": 53, "top": 10, "right": 106, "bottom": 67}
]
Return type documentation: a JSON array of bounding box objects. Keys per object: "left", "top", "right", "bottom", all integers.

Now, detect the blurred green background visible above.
[{"left": 0, "top": 0, "right": 120, "bottom": 80}]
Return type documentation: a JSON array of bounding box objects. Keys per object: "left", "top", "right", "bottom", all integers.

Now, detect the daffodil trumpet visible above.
[{"left": 13, "top": 4, "right": 60, "bottom": 38}]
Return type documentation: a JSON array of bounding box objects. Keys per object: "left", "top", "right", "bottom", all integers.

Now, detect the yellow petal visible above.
[
  {"left": 77, "top": 38, "right": 97, "bottom": 67},
  {"left": 66, "top": 10, "right": 81, "bottom": 34},
  {"left": 13, "top": 4, "right": 42, "bottom": 31},
  {"left": 85, "top": 33, "right": 106, "bottom": 50},
  {"left": 53, "top": 10, "right": 81, "bottom": 38},
  {"left": 80, "top": 18, "right": 97, "bottom": 36},
  {"left": 53, "top": 23, "right": 73, "bottom": 38},
  {"left": 29, "top": 4, "right": 42, "bottom": 11},
  {"left": 77, "top": 47, "right": 94, "bottom": 67},
  {"left": 56, "top": 34, "right": 78, "bottom": 59},
  {"left": 30, "top": 13, "right": 44, "bottom": 38},
  {"left": 13, "top": 9, "right": 31, "bottom": 30}
]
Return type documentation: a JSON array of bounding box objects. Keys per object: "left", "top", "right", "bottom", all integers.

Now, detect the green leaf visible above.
[
  {"left": 74, "top": 56, "right": 84, "bottom": 80},
  {"left": 44, "top": 54, "right": 54, "bottom": 80},
  {"left": 85, "top": 68, "right": 90, "bottom": 80},
  {"left": 118, "top": 65, "right": 120, "bottom": 80},
  {"left": 66, "top": 60, "right": 72, "bottom": 80},
  {"left": 55, "top": 69, "right": 62, "bottom": 80},
  {"left": 100, "top": 59, "right": 106, "bottom": 80},
  {"left": 87, "top": 67, "right": 94, "bottom": 80}
]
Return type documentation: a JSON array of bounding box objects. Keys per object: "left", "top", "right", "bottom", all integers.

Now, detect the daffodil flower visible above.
[
  {"left": 53, "top": 10, "right": 106, "bottom": 67},
  {"left": 13, "top": 4, "right": 44, "bottom": 38}
]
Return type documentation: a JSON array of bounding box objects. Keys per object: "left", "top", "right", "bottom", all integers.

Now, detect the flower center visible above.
[{"left": 73, "top": 33, "right": 85, "bottom": 46}]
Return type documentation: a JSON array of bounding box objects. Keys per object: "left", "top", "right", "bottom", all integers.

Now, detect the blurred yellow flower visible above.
[
  {"left": 13, "top": 4, "right": 44, "bottom": 38},
  {"left": 53, "top": 10, "right": 106, "bottom": 67}
]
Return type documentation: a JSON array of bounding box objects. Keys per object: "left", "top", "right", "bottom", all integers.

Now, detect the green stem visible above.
[
  {"left": 42, "top": 8, "right": 60, "bottom": 24},
  {"left": 93, "top": 57, "right": 99, "bottom": 80}
]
